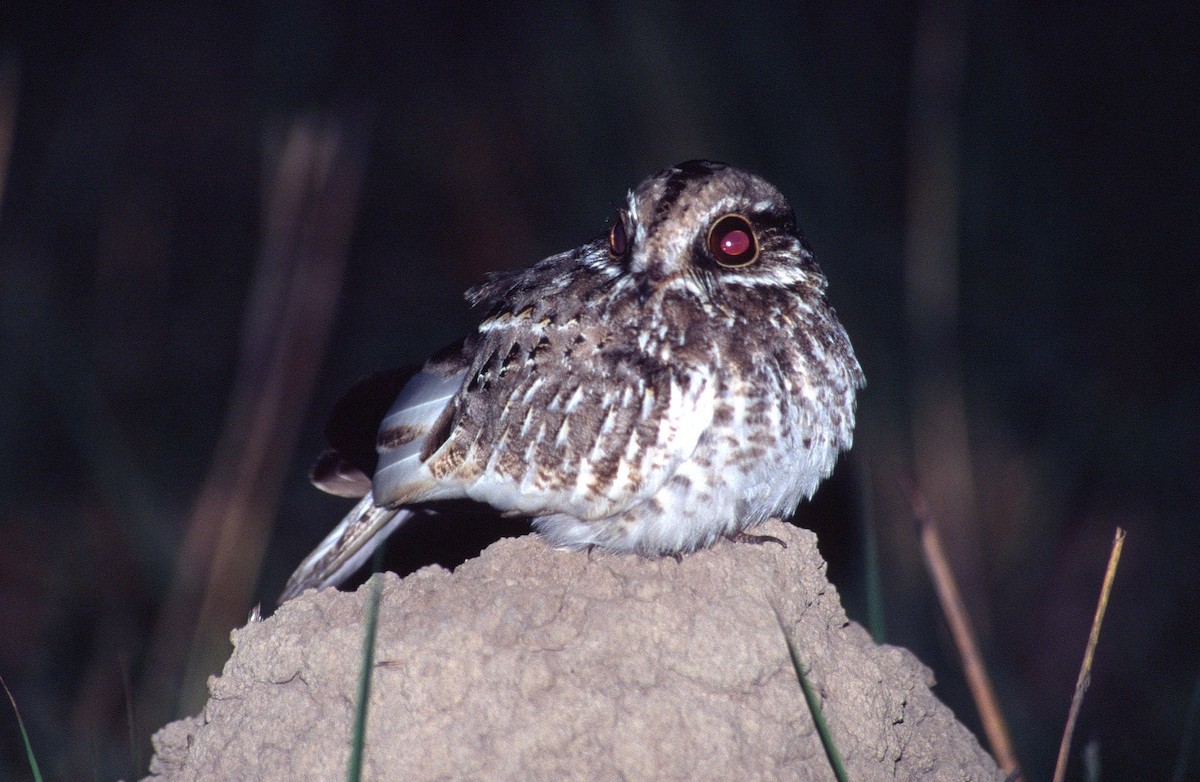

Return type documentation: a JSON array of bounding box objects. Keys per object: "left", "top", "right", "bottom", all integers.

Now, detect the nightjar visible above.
[{"left": 280, "top": 160, "right": 863, "bottom": 602}]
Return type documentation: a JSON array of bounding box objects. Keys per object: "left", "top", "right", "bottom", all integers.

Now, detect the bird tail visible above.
[{"left": 279, "top": 492, "right": 413, "bottom": 603}]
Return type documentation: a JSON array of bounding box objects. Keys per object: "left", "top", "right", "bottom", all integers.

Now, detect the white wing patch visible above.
[{"left": 372, "top": 367, "right": 467, "bottom": 506}]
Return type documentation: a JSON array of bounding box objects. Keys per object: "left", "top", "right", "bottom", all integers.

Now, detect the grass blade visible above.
[
  {"left": 772, "top": 606, "right": 848, "bottom": 782},
  {"left": 1170, "top": 672, "right": 1200, "bottom": 782},
  {"left": 858, "top": 460, "right": 886, "bottom": 642},
  {"left": 347, "top": 570, "right": 385, "bottom": 782},
  {"left": 1, "top": 675, "right": 44, "bottom": 782}
]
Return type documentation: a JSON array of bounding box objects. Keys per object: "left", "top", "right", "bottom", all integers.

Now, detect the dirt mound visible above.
[{"left": 142, "top": 520, "right": 1003, "bottom": 781}]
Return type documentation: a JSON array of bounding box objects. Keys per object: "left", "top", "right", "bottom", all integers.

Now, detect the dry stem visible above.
[
  {"left": 1052, "top": 527, "right": 1126, "bottom": 782},
  {"left": 903, "top": 477, "right": 1020, "bottom": 775}
]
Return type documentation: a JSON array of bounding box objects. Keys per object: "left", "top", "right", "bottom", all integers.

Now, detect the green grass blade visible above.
[
  {"left": 347, "top": 571, "right": 384, "bottom": 782},
  {"left": 1, "top": 675, "right": 44, "bottom": 782},
  {"left": 858, "top": 460, "right": 886, "bottom": 642},
  {"left": 1171, "top": 671, "right": 1200, "bottom": 782},
  {"left": 119, "top": 653, "right": 142, "bottom": 779},
  {"left": 772, "top": 607, "right": 848, "bottom": 782}
]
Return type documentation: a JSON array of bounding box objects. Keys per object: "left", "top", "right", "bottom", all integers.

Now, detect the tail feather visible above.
[{"left": 279, "top": 492, "right": 413, "bottom": 603}]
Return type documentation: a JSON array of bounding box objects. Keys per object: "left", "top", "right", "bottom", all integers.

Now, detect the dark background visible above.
[{"left": 1, "top": 3, "right": 1197, "bottom": 780}]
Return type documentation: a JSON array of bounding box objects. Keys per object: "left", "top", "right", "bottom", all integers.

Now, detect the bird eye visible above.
[
  {"left": 707, "top": 214, "right": 758, "bottom": 268},
  {"left": 608, "top": 217, "right": 629, "bottom": 258}
]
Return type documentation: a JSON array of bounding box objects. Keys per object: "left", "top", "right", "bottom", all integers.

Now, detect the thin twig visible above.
[
  {"left": 1052, "top": 527, "right": 1126, "bottom": 782},
  {"left": 902, "top": 477, "right": 1020, "bottom": 775}
]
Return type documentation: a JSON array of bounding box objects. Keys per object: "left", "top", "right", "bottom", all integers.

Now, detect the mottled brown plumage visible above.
[{"left": 281, "top": 161, "right": 863, "bottom": 602}]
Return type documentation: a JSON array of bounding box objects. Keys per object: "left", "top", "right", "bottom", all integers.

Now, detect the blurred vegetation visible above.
[{"left": 0, "top": 3, "right": 1196, "bottom": 780}]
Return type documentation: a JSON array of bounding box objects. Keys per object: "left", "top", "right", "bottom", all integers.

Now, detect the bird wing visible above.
[
  {"left": 372, "top": 310, "right": 716, "bottom": 523},
  {"left": 279, "top": 494, "right": 412, "bottom": 602},
  {"left": 281, "top": 355, "right": 469, "bottom": 601},
  {"left": 285, "top": 258, "right": 719, "bottom": 599}
]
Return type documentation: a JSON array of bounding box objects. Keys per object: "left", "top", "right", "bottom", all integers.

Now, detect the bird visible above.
[{"left": 279, "top": 160, "right": 864, "bottom": 602}]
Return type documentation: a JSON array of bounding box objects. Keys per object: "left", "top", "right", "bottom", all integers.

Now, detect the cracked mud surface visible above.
[{"left": 141, "top": 521, "right": 1004, "bottom": 781}]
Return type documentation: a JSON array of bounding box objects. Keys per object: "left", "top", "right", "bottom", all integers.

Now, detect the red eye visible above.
[
  {"left": 707, "top": 214, "right": 758, "bottom": 267},
  {"left": 608, "top": 218, "right": 629, "bottom": 257}
]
